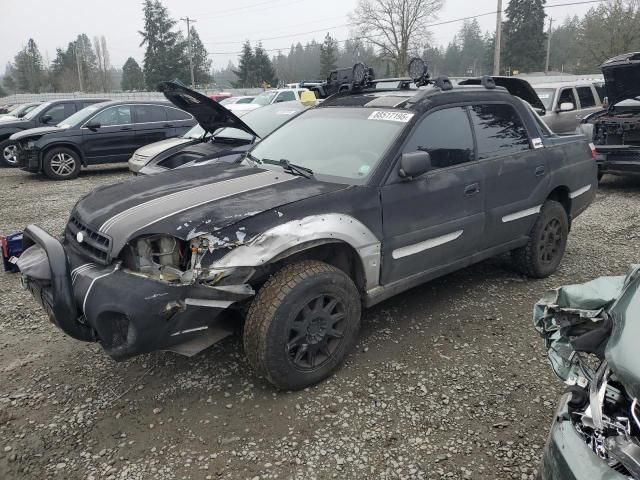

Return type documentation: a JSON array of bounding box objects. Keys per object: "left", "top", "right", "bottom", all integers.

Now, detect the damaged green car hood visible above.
[{"left": 534, "top": 265, "right": 640, "bottom": 399}]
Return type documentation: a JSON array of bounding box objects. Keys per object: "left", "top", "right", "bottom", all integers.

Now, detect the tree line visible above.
[
  {"left": 2, "top": 0, "right": 639, "bottom": 95},
  {"left": 1, "top": 0, "right": 212, "bottom": 94}
]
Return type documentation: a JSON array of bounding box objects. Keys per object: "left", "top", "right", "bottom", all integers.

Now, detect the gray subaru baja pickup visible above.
[{"left": 18, "top": 61, "right": 597, "bottom": 390}]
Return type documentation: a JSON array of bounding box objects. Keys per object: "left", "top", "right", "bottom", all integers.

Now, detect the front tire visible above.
[
  {"left": 511, "top": 200, "right": 569, "bottom": 278},
  {"left": 0, "top": 139, "right": 18, "bottom": 167},
  {"left": 42, "top": 147, "right": 81, "bottom": 180},
  {"left": 243, "top": 260, "right": 361, "bottom": 390}
]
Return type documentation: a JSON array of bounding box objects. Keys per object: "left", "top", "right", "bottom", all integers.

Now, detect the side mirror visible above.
[
  {"left": 559, "top": 102, "right": 575, "bottom": 112},
  {"left": 399, "top": 150, "right": 431, "bottom": 179},
  {"left": 85, "top": 121, "right": 101, "bottom": 131},
  {"left": 41, "top": 114, "right": 52, "bottom": 124},
  {"left": 17, "top": 112, "right": 26, "bottom": 118}
]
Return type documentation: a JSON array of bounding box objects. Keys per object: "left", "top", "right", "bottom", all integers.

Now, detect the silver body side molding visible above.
[
  {"left": 502, "top": 205, "right": 542, "bottom": 223},
  {"left": 569, "top": 184, "right": 592, "bottom": 199},
  {"left": 391, "top": 230, "right": 463, "bottom": 260}
]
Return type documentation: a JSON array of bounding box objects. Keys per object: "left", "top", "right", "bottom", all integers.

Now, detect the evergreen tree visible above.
[
  {"left": 139, "top": 0, "right": 183, "bottom": 88},
  {"left": 121, "top": 57, "right": 145, "bottom": 90},
  {"left": 189, "top": 27, "right": 212, "bottom": 85},
  {"left": 0, "top": 82, "right": 6, "bottom": 98},
  {"left": 503, "top": 0, "right": 547, "bottom": 73},
  {"left": 13, "top": 38, "right": 45, "bottom": 93},
  {"left": 319, "top": 33, "right": 338, "bottom": 78},
  {"left": 233, "top": 41, "right": 255, "bottom": 87},
  {"left": 253, "top": 43, "right": 277, "bottom": 87},
  {"left": 459, "top": 20, "right": 486, "bottom": 76}
]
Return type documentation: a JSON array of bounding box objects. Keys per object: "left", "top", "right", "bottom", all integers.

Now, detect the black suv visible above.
[
  {"left": 18, "top": 66, "right": 597, "bottom": 390},
  {"left": 11, "top": 100, "right": 195, "bottom": 180},
  {"left": 0, "top": 98, "right": 108, "bottom": 167}
]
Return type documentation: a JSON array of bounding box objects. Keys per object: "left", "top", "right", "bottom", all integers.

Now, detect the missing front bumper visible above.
[{"left": 20, "top": 224, "right": 254, "bottom": 360}]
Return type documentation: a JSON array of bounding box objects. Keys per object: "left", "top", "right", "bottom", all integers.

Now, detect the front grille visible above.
[
  {"left": 16, "top": 145, "right": 39, "bottom": 170},
  {"left": 66, "top": 216, "right": 112, "bottom": 264}
]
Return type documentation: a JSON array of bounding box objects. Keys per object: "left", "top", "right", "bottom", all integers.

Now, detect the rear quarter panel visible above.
[{"left": 545, "top": 135, "right": 597, "bottom": 219}]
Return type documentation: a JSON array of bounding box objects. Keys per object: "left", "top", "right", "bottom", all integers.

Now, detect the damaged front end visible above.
[
  {"left": 18, "top": 225, "right": 257, "bottom": 361},
  {"left": 535, "top": 265, "right": 640, "bottom": 479}
]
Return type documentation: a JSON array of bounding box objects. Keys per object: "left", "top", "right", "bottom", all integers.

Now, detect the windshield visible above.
[
  {"left": 183, "top": 124, "right": 207, "bottom": 139},
  {"left": 23, "top": 102, "right": 52, "bottom": 120},
  {"left": 249, "top": 108, "right": 407, "bottom": 183},
  {"left": 534, "top": 88, "right": 555, "bottom": 111},
  {"left": 215, "top": 102, "right": 306, "bottom": 141},
  {"left": 57, "top": 104, "right": 102, "bottom": 128},
  {"left": 252, "top": 91, "right": 278, "bottom": 106}
]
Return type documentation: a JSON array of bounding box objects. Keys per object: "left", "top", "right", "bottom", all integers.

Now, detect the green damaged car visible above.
[{"left": 535, "top": 265, "right": 640, "bottom": 480}]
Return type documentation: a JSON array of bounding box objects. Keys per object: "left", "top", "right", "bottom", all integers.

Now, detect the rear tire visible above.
[
  {"left": 0, "top": 139, "right": 18, "bottom": 167},
  {"left": 42, "top": 147, "right": 81, "bottom": 180},
  {"left": 511, "top": 200, "right": 569, "bottom": 278},
  {"left": 243, "top": 260, "right": 361, "bottom": 390}
]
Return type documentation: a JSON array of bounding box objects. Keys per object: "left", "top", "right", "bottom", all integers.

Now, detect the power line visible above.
[{"left": 206, "top": 0, "right": 605, "bottom": 56}]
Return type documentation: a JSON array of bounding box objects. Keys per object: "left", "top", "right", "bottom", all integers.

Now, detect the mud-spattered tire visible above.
[
  {"left": 511, "top": 200, "right": 569, "bottom": 278},
  {"left": 243, "top": 260, "right": 361, "bottom": 390},
  {"left": 43, "top": 147, "right": 81, "bottom": 180}
]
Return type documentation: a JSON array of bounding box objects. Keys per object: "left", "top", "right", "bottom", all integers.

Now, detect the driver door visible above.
[{"left": 380, "top": 106, "right": 486, "bottom": 285}]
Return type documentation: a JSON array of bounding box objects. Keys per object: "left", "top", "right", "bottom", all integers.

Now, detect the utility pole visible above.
[
  {"left": 180, "top": 16, "right": 197, "bottom": 88},
  {"left": 545, "top": 17, "right": 554, "bottom": 74},
  {"left": 493, "top": 0, "right": 503, "bottom": 76},
  {"left": 74, "top": 43, "right": 84, "bottom": 92}
]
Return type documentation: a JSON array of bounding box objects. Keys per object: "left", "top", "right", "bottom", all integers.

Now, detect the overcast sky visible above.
[{"left": 1, "top": 0, "right": 601, "bottom": 72}]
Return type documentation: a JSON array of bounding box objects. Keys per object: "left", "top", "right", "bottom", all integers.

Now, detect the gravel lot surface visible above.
[{"left": 0, "top": 166, "right": 638, "bottom": 480}]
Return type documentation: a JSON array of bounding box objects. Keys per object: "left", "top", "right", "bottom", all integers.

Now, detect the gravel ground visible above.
[{"left": 0, "top": 166, "right": 638, "bottom": 480}]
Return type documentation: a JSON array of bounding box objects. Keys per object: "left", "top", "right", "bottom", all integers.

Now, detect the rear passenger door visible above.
[
  {"left": 165, "top": 106, "right": 195, "bottom": 136},
  {"left": 471, "top": 102, "right": 549, "bottom": 248},
  {"left": 380, "top": 107, "right": 486, "bottom": 285},
  {"left": 133, "top": 104, "right": 172, "bottom": 147}
]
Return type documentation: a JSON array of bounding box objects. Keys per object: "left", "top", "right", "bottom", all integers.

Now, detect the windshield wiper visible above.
[{"left": 254, "top": 157, "right": 314, "bottom": 179}]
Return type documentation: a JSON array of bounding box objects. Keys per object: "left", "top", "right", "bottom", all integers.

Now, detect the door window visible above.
[
  {"left": 403, "top": 107, "right": 474, "bottom": 169},
  {"left": 576, "top": 86, "right": 596, "bottom": 108},
  {"left": 469, "top": 104, "right": 530, "bottom": 160},
  {"left": 558, "top": 88, "right": 577, "bottom": 109},
  {"left": 274, "top": 91, "right": 296, "bottom": 103},
  {"left": 90, "top": 105, "right": 133, "bottom": 126},
  {"left": 166, "top": 107, "right": 192, "bottom": 121},
  {"left": 135, "top": 104, "right": 167, "bottom": 123},
  {"left": 45, "top": 103, "right": 75, "bottom": 123}
]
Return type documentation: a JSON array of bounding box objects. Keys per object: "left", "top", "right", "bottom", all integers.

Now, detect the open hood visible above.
[
  {"left": 158, "top": 81, "right": 259, "bottom": 138},
  {"left": 458, "top": 76, "right": 546, "bottom": 114},
  {"left": 601, "top": 52, "right": 640, "bottom": 107}
]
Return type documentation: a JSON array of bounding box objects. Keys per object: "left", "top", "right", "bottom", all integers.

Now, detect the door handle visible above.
[
  {"left": 535, "top": 165, "right": 546, "bottom": 177},
  {"left": 120, "top": 126, "right": 133, "bottom": 131},
  {"left": 163, "top": 123, "right": 174, "bottom": 128},
  {"left": 464, "top": 183, "right": 480, "bottom": 197}
]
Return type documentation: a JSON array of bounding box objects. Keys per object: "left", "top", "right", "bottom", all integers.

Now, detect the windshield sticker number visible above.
[{"left": 368, "top": 111, "right": 415, "bottom": 123}]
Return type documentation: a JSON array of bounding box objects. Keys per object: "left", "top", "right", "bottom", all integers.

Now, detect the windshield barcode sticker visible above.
[{"left": 368, "top": 111, "right": 415, "bottom": 123}]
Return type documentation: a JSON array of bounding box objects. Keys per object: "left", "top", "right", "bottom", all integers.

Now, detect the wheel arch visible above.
[
  {"left": 546, "top": 185, "right": 572, "bottom": 227},
  {"left": 264, "top": 240, "right": 368, "bottom": 295},
  {"left": 42, "top": 142, "right": 86, "bottom": 166}
]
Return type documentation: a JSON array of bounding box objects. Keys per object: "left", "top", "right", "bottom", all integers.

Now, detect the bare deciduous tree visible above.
[
  {"left": 350, "top": 0, "right": 443, "bottom": 75},
  {"left": 93, "top": 35, "right": 112, "bottom": 92}
]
